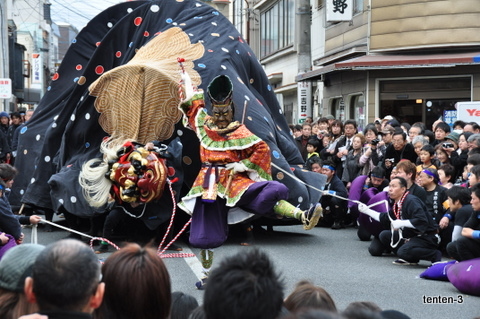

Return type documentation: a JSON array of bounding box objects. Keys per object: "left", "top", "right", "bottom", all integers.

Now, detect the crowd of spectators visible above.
[{"left": 291, "top": 115, "right": 480, "bottom": 264}]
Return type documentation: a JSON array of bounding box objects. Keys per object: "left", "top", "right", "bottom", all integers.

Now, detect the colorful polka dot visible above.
[
  {"left": 107, "top": 22, "right": 113, "bottom": 28},
  {"left": 85, "top": 142, "right": 90, "bottom": 148},
  {"left": 95, "top": 66, "right": 105, "bottom": 75},
  {"left": 134, "top": 17, "right": 143, "bottom": 26},
  {"left": 272, "top": 150, "right": 280, "bottom": 159},
  {"left": 78, "top": 77, "right": 86, "bottom": 85},
  {"left": 85, "top": 113, "right": 91, "bottom": 120},
  {"left": 276, "top": 172, "right": 284, "bottom": 180},
  {"left": 70, "top": 114, "right": 76, "bottom": 121},
  {"left": 150, "top": 5, "right": 160, "bottom": 12},
  {"left": 44, "top": 156, "right": 51, "bottom": 162},
  {"left": 70, "top": 196, "right": 77, "bottom": 203},
  {"left": 115, "top": 51, "right": 122, "bottom": 58},
  {"left": 76, "top": 64, "right": 82, "bottom": 71},
  {"left": 52, "top": 73, "right": 59, "bottom": 81},
  {"left": 183, "top": 156, "right": 192, "bottom": 165},
  {"left": 144, "top": 31, "right": 150, "bottom": 37},
  {"left": 96, "top": 42, "right": 101, "bottom": 47}
]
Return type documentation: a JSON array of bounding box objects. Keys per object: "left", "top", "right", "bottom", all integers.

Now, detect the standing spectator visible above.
[
  {"left": 24, "top": 239, "right": 105, "bottom": 318},
  {"left": 295, "top": 123, "right": 314, "bottom": 161},
  {"left": 6, "top": 113, "right": 21, "bottom": 151},
  {"left": 383, "top": 130, "right": 417, "bottom": 177},
  {"left": 203, "top": 248, "right": 284, "bottom": 319},
  {"left": 446, "top": 183, "right": 480, "bottom": 261},
  {"left": 362, "top": 124, "right": 383, "bottom": 170},
  {"left": 464, "top": 122, "right": 480, "bottom": 134},
  {"left": 334, "top": 119, "right": 358, "bottom": 179},
  {"left": 434, "top": 144, "right": 451, "bottom": 167},
  {"left": 432, "top": 121, "right": 450, "bottom": 147},
  {"left": 12, "top": 109, "right": 34, "bottom": 160},
  {"left": 0, "top": 164, "right": 41, "bottom": 255},
  {"left": 342, "top": 133, "right": 366, "bottom": 189},
  {"left": 95, "top": 243, "right": 171, "bottom": 319},
  {"left": 408, "top": 122, "right": 425, "bottom": 142},
  {"left": 0, "top": 112, "right": 8, "bottom": 136},
  {"left": 360, "top": 176, "right": 441, "bottom": 265}
]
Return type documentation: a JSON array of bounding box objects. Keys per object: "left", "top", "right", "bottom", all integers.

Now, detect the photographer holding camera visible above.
[
  {"left": 441, "top": 132, "right": 466, "bottom": 179},
  {"left": 360, "top": 124, "right": 384, "bottom": 175}
]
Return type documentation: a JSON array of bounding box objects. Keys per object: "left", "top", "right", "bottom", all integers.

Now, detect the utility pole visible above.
[{"left": 296, "top": 0, "right": 312, "bottom": 123}]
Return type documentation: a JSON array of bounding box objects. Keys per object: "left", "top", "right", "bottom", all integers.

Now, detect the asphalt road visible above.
[{"left": 23, "top": 220, "right": 480, "bottom": 319}]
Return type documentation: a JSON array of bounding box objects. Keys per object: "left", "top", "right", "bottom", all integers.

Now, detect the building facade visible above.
[{"left": 245, "top": 0, "right": 480, "bottom": 129}]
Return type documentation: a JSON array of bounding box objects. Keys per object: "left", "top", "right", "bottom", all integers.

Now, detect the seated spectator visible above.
[
  {"left": 284, "top": 280, "right": 337, "bottom": 314},
  {"left": 446, "top": 183, "right": 480, "bottom": 261},
  {"left": 319, "top": 160, "right": 348, "bottom": 229},
  {"left": 310, "top": 157, "right": 323, "bottom": 174},
  {"left": 24, "top": 239, "right": 105, "bottom": 318},
  {"left": 171, "top": 291, "right": 199, "bottom": 319},
  {"left": 365, "top": 166, "right": 389, "bottom": 191},
  {"left": 95, "top": 243, "right": 171, "bottom": 319},
  {"left": 395, "top": 160, "right": 427, "bottom": 202},
  {"left": 203, "top": 248, "right": 284, "bottom": 319},
  {"left": 360, "top": 176, "right": 441, "bottom": 265},
  {"left": 417, "top": 168, "right": 450, "bottom": 253},
  {"left": 0, "top": 244, "right": 44, "bottom": 319},
  {"left": 438, "top": 164, "right": 456, "bottom": 189},
  {"left": 443, "top": 186, "right": 472, "bottom": 242}
]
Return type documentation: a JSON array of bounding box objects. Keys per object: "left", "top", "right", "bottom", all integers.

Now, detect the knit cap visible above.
[
  {"left": 0, "top": 243, "right": 45, "bottom": 292},
  {"left": 0, "top": 112, "right": 8, "bottom": 119}
]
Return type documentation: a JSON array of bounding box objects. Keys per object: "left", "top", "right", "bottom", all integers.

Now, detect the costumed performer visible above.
[
  {"left": 178, "top": 74, "right": 323, "bottom": 289},
  {"left": 358, "top": 176, "right": 442, "bottom": 265}
]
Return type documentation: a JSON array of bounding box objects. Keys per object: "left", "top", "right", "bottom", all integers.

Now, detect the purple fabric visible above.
[
  {"left": 447, "top": 258, "right": 480, "bottom": 296},
  {"left": 189, "top": 181, "right": 289, "bottom": 249},
  {"left": 190, "top": 198, "right": 229, "bottom": 249},
  {"left": 0, "top": 234, "right": 17, "bottom": 260},
  {"left": 358, "top": 191, "right": 390, "bottom": 236},
  {"left": 420, "top": 260, "right": 456, "bottom": 281},
  {"left": 236, "top": 181, "right": 288, "bottom": 215},
  {"left": 347, "top": 175, "right": 368, "bottom": 209}
]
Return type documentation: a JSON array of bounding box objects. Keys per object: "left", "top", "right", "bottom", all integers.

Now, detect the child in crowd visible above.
[
  {"left": 342, "top": 133, "right": 366, "bottom": 189},
  {"left": 434, "top": 144, "right": 451, "bottom": 166},
  {"left": 438, "top": 164, "right": 456, "bottom": 189},
  {"left": 304, "top": 138, "right": 321, "bottom": 171},
  {"left": 416, "top": 144, "right": 438, "bottom": 173}
]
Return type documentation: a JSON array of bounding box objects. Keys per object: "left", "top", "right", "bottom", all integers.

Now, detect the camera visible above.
[
  {"left": 386, "top": 158, "right": 395, "bottom": 163},
  {"left": 371, "top": 139, "right": 380, "bottom": 145},
  {"left": 442, "top": 142, "right": 454, "bottom": 148}
]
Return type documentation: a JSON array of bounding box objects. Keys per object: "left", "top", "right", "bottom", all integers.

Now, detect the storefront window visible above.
[{"left": 350, "top": 95, "right": 365, "bottom": 131}]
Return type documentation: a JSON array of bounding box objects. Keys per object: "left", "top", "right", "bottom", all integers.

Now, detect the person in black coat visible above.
[
  {"left": 319, "top": 160, "right": 348, "bottom": 229},
  {"left": 359, "top": 176, "right": 441, "bottom": 265},
  {"left": 382, "top": 130, "right": 417, "bottom": 177}
]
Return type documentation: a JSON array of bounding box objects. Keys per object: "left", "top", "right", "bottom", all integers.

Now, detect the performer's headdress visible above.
[{"left": 207, "top": 75, "right": 233, "bottom": 108}]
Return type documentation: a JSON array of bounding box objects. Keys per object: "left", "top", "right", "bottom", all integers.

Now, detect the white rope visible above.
[
  {"left": 31, "top": 224, "right": 37, "bottom": 244},
  {"left": 40, "top": 219, "right": 94, "bottom": 239}
]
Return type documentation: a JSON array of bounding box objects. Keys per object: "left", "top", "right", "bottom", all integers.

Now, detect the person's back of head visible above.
[
  {"left": 171, "top": 291, "right": 199, "bottom": 319},
  {"left": 204, "top": 248, "right": 284, "bottom": 319},
  {"left": 96, "top": 243, "right": 171, "bottom": 319},
  {"left": 0, "top": 244, "right": 44, "bottom": 319},
  {"left": 284, "top": 280, "right": 337, "bottom": 314},
  {"left": 25, "top": 239, "right": 103, "bottom": 313}
]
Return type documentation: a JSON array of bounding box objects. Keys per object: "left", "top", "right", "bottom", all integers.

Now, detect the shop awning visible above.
[{"left": 297, "top": 51, "right": 480, "bottom": 81}]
